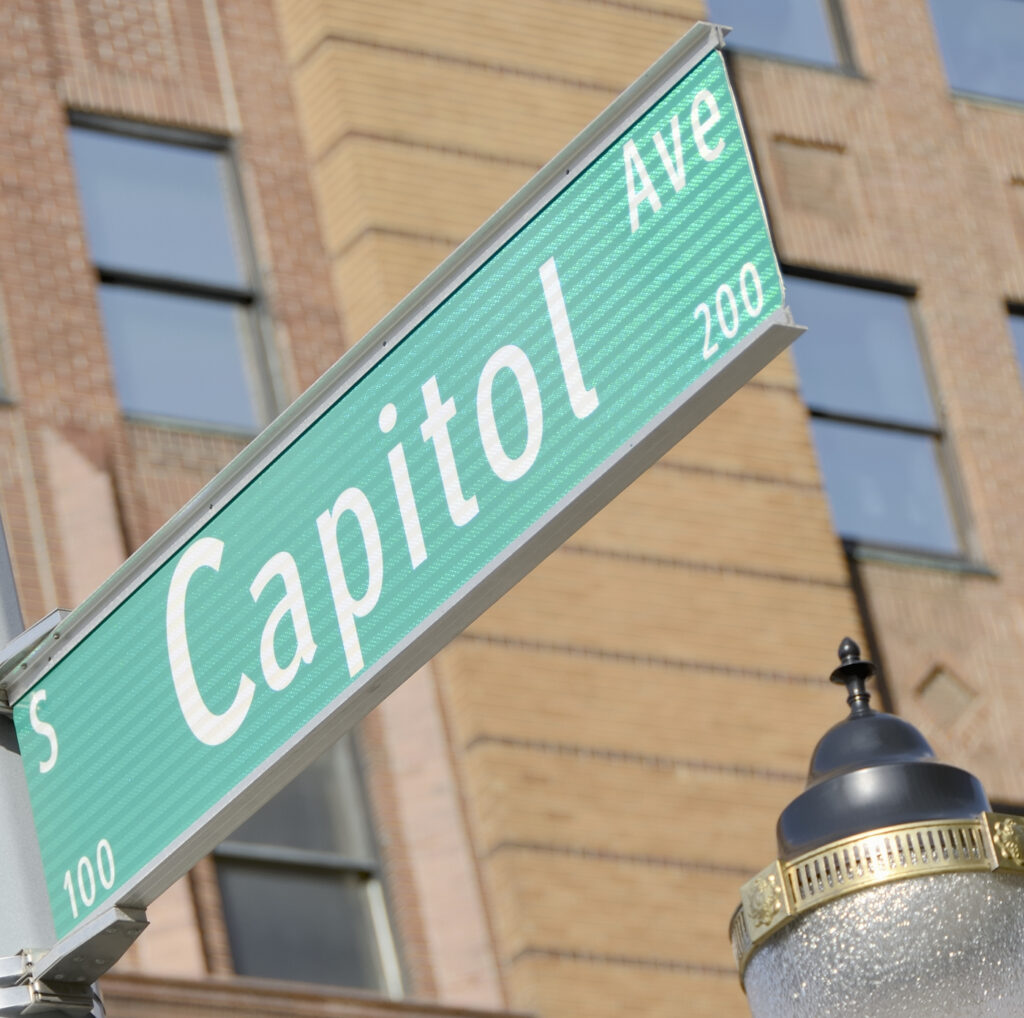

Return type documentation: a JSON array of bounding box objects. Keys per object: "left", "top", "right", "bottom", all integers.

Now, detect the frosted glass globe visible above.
[{"left": 743, "top": 872, "right": 1024, "bottom": 1018}]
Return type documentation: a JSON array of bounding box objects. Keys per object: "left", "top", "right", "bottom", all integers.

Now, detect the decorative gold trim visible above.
[
  {"left": 988, "top": 813, "right": 1024, "bottom": 871},
  {"left": 731, "top": 812, "right": 1024, "bottom": 983}
]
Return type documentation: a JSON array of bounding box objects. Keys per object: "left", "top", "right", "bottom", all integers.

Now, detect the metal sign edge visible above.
[{"left": 7, "top": 20, "right": 728, "bottom": 704}]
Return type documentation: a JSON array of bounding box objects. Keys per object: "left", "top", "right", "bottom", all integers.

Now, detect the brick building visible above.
[{"left": 0, "top": 1, "right": 1021, "bottom": 1016}]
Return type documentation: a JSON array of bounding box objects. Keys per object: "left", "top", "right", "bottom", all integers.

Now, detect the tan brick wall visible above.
[
  {"left": 0, "top": 0, "right": 126, "bottom": 620},
  {"left": 730, "top": 0, "right": 1024, "bottom": 816},
  {"left": 275, "top": 2, "right": 866, "bottom": 1016},
  {"left": 2, "top": 0, "right": 504, "bottom": 1006},
  {"left": 17, "top": 0, "right": 1024, "bottom": 1016},
  {"left": 510, "top": 955, "right": 741, "bottom": 1018},
  {"left": 0, "top": 0, "right": 384, "bottom": 993}
]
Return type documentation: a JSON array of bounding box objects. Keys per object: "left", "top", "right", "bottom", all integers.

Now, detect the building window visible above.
[
  {"left": 707, "top": 0, "right": 850, "bottom": 67},
  {"left": 0, "top": 516, "right": 22, "bottom": 644},
  {"left": 68, "top": 119, "right": 271, "bottom": 432},
  {"left": 929, "top": 0, "right": 1024, "bottom": 105},
  {"left": 1009, "top": 311, "right": 1024, "bottom": 374},
  {"left": 215, "top": 735, "right": 402, "bottom": 994},
  {"left": 787, "top": 275, "right": 961, "bottom": 557}
]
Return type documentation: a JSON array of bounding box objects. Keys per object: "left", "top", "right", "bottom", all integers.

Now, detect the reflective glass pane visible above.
[
  {"left": 98, "top": 286, "right": 258, "bottom": 431},
  {"left": 69, "top": 128, "right": 245, "bottom": 287},
  {"left": 0, "top": 518, "right": 22, "bottom": 644},
  {"left": 810, "top": 419, "right": 959, "bottom": 554},
  {"left": 1010, "top": 315, "right": 1024, "bottom": 373},
  {"left": 218, "top": 865, "right": 384, "bottom": 989},
  {"left": 788, "top": 276, "right": 935, "bottom": 427},
  {"left": 230, "top": 738, "right": 374, "bottom": 858},
  {"left": 708, "top": 0, "right": 838, "bottom": 64},
  {"left": 930, "top": 0, "right": 1024, "bottom": 105}
]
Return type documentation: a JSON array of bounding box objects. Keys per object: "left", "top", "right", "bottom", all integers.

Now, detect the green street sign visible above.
[{"left": 6, "top": 22, "right": 800, "bottom": 979}]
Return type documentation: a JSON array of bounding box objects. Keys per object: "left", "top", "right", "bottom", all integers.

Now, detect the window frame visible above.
[
  {"left": 212, "top": 733, "right": 404, "bottom": 996},
  {"left": 711, "top": 0, "right": 857, "bottom": 73},
  {"left": 786, "top": 268, "right": 976, "bottom": 568},
  {"left": 67, "top": 112, "right": 281, "bottom": 434}
]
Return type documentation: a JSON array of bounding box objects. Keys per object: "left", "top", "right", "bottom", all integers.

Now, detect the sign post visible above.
[
  {"left": 2, "top": 22, "right": 802, "bottom": 983},
  {"left": 0, "top": 557, "right": 103, "bottom": 1011}
]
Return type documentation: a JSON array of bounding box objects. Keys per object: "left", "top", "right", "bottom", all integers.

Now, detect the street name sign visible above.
[{"left": 4, "top": 22, "right": 801, "bottom": 980}]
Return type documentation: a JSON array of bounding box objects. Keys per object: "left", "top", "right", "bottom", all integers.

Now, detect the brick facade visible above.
[
  {"left": 274, "top": 2, "right": 859, "bottom": 1016},
  {"left": 1, "top": 1, "right": 1019, "bottom": 1017}
]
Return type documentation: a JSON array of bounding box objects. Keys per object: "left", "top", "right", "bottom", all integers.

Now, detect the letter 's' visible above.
[{"left": 29, "top": 690, "right": 58, "bottom": 774}]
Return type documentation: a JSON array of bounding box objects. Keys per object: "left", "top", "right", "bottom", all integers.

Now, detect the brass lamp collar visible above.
[
  {"left": 730, "top": 639, "right": 1024, "bottom": 985},
  {"left": 731, "top": 810, "right": 1024, "bottom": 982}
]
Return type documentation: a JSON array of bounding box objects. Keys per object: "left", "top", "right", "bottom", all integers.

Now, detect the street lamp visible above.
[{"left": 730, "top": 638, "right": 1024, "bottom": 1017}]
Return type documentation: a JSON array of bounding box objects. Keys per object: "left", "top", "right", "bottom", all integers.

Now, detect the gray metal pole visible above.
[
  {"left": 0, "top": 522, "right": 56, "bottom": 955},
  {"left": 0, "top": 720, "right": 56, "bottom": 955},
  {"left": 0, "top": 525, "right": 104, "bottom": 1016}
]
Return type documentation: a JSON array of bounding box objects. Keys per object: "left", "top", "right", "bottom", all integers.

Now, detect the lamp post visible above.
[{"left": 730, "top": 638, "right": 1024, "bottom": 1017}]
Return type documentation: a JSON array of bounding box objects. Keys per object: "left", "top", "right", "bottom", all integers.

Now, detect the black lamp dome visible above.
[{"left": 776, "top": 638, "right": 990, "bottom": 859}]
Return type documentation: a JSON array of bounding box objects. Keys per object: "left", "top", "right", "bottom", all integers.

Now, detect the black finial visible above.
[
  {"left": 837, "top": 636, "right": 860, "bottom": 666},
  {"left": 829, "top": 637, "right": 875, "bottom": 717}
]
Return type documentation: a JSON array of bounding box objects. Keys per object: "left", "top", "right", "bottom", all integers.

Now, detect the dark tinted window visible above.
[
  {"left": 1009, "top": 313, "right": 1024, "bottom": 370},
  {"left": 809, "top": 419, "right": 958, "bottom": 554},
  {"left": 788, "top": 276, "right": 960, "bottom": 556},
  {"left": 69, "top": 124, "right": 266, "bottom": 432},
  {"left": 708, "top": 0, "right": 845, "bottom": 65},
  {"left": 228, "top": 735, "right": 374, "bottom": 858},
  {"left": 69, "top": 129, "right": 245, "bottom": 288},
  {"left": 218, "top": 866, "right": 384, "bottom": 989},
  {"left": 930, "top": 0, "right": 1024, "bottom": 104},
  {"left": 98, "top": 288, "right": 258, "bottom": 429},
  {"left": 789, "top": 279, "right": 935, "bottom": 428},
  {"left": 216, "top": 736, "right": 400, "bottom": 993}
]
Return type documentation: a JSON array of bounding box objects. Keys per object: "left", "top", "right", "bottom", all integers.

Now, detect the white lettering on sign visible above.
[
  {"left": 694, "top": 262, "right": 764, "bottom": 361},
  {"left": 250, "top": 551, "right": 318, "bottom": 692},
  {"left": 652, "top": 115, "right": 686, "bottom": 193},
  {"left": 63, "top": 839, "right": 115, "bottom": 920},
  {"left": 539, "top": 258, "right": 599, "bottom": 419},
  {"left": 167, "top": 256, "right": 600, "bottom": 745},
  {"left": 317, "top": 487, "right": 384, "bottom": 678},
  {"left": 623, "top": 139, "right": 662, "bottom": 234},
  {"left": 622, "top": 86, "right": 726, "bottom": 232},
  {"left": 420, "top": 376, "right": 480, "bottom": 527},
  {"left": 477, "top": 345, "right": 544, "bottom": 482},
  {"left": 691, "top": 88, "right": 725, "bottom": 162},
  {"left": 29, "top": 690, "right": 59, "bottom": 774},
  {"left": 380, "top": 402, "right": 428, "bottom": 569},
  {"left": 167, "top": 537, "right": 256, "bottom": 746}
]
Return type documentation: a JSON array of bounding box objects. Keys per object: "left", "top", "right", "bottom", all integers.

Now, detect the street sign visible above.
[{"left": 5, "top": 22, "right": 801, "bottom": 979}]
